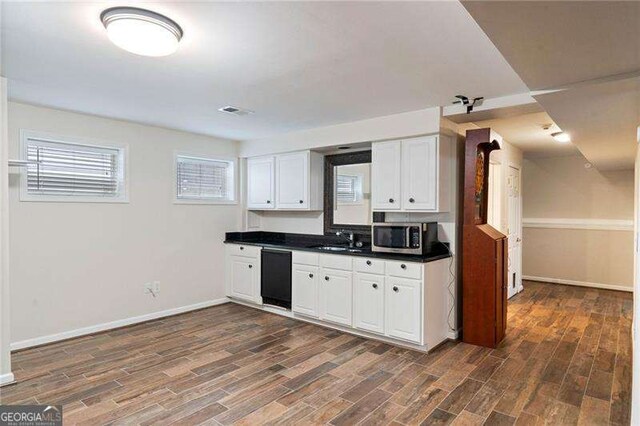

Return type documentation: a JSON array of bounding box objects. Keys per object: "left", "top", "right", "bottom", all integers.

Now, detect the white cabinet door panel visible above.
[
  {"left": 353, "top": 273, "right": 384, "bottom": 334},
  {"left": 372, "top": 141, "right": 402, "bottom": 210},
  {"left": 402, "top": 136, "right": 437, "bottom": 210},
  {"left": 292, "top": 264, "right": 319, "bottom": 318},
  {"left": 276, "top": 152, "right": 309, "bottom": 209},
  {"left": 228, "top": 256, "right": 258, "bottom": 302},
  {"left": 385, "top": 277, "right": 421, "bottom": 343},
  {"left": 319, "top": 268, "right": 352, "bottom": 326},
  {"left": 247, "top": 157, "right": 275, "bottom": 209}
]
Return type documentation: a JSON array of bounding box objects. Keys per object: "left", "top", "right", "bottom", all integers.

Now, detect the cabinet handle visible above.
[
  {"left": 266, "top": 200, "right": 271, "bottom": 204},
  {"left": 409, "top": 198, "right": 415, "bottom": 203},
  {"left": 366, "top": 260, "right": 372, "bottom": 266},
  {"left": 299, "top": 200, "right": 304, "bottom": 204},
  {"left": 389, "top": 198, "right": 394, "bottom": 203},
  {"left": 248, "top": 264, "right": 253, "bottom": 269},
  {"left": 372, "top": 283, "right": 378, "bottom": 289},
  {"left": 393, "top": 286, "right": 399, "bottom": 292},
  {"left": 309, "top": 273, "right": 314, "bottom": 278},
  {"left": 239, "top": 246, "right": 244, "bottom": 250},
  {"left": 325, "top": 276, "right": 330, "bottom": 281},
  {"left": 401, "top": 264, "right": 407, "bottom": 269}
]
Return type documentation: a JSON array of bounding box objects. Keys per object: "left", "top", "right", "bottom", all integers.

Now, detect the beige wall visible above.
[
  {"left": 523, "top": 154, "right": 634, "bottom": 290},
  {"left": 8, "top": 103, "right": 241, "bottom": 346},
  {"left": 0, "top": 77, "right": 13, "bottom": 384}
]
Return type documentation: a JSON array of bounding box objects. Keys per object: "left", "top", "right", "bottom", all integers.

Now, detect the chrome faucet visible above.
[{"left": 336, "top": 230, "right": 356, "bottom": 248}]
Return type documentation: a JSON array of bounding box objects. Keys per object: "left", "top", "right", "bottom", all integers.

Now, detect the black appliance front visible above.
[{"left": 261, "top": 249, "right": 292, "bottom": 309}]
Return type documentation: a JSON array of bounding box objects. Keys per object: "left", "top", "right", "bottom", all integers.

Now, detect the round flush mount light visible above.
[
  {"left": 551, "top": 131, "right": 571, "bottom": 143},
  {"left": 101, "top": 7, "right": 183, "bottom": 57}
]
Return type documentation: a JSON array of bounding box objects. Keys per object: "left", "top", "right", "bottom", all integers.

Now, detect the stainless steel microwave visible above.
[{"left": 371, "top": 222, "right": 438, "bottom": 255}]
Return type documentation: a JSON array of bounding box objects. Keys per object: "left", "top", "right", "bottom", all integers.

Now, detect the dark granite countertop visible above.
[{"left": 224, "top": 231, "right": 451, "bottom": 263}]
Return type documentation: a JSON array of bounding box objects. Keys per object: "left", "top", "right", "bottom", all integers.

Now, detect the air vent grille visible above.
[{"left": 218, "top": 106, "right": 254, "bottom": 116}]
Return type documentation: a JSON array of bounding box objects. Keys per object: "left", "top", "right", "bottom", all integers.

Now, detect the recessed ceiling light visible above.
[
  {"left": 551, "top": 131, "right": 571, "bottom": 143},
  {"left": 101, "top": 7, "right": 183, "bottom": 57}
]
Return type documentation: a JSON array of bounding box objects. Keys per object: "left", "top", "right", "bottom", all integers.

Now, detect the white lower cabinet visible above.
[
  {"left": 319, "top": 268, "right": 352, "bottom": 326},
  {"left": 228, "top": 255, "right": 259, "bottom": 303},
  {"left": 292, "top": 264, "right": 319, "bottom": 318},
  {"left": 385, "top": 277, "right": 421, "bottom": 343},
  {"left": 353, "top": 273, "right": 385, "bottom": 335}
]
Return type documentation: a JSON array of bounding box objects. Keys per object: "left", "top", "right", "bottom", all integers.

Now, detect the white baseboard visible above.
[
  {"left": 10, "top": 298, "right": 229, "bottom": 351},
  {"left": 523, "top": 275, "right": 633, "bottom": 293},
  {"left": 0, "top": 372, "right": 15, "bottom": 387}
]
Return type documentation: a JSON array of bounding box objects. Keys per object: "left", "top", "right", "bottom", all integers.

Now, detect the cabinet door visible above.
[
  {"left": 276, "top": 152, "right": 309, "bottom": 209},
  {"left": 402, "top": 136, "right": 437, "bottom": 210},
  {"left": 353, "top": 273, "right": 384, "bottom": 334},
  {"left": 228, "top": 255, "right": 258, "bottom": 302},
  {"left": 247, "top": 157, "right": 275, "bottom": 209},
  {"left": 292, "top": 264, "right": 319, "bottom": 318},
  {"left": 319, "top": 268, "right": 352, "bottom": 326},
  {"left": 372, "top": 141, "right": 402, "bottom": 210},
  {"left": 385, "top": 277, "right": 421, "bottom": 343}
]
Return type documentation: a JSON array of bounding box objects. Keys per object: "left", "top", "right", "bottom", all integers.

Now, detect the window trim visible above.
[
  {"left": 19, "top": 130, "right": 129, "bottom": 203},
  {"left": 173, "top": 152, "right": 238, "bottom": 205}
]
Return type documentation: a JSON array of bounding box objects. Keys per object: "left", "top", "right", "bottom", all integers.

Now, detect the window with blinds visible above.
[
  {"left": 22, "top": 135, "right": 126, "bottom": 201},
  {"left": 336, "top": 174, "right": 362, "bottom": 204},
  {"left": 176, "top": 155, "right": 235, "bottom": 202}
]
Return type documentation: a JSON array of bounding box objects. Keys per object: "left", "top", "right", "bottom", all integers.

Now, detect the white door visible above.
[
  {"left": 247, "top": 157, "right": 275, "bottom": 209},
  {"left": 292, "top": 264, "right": 319, "bottom": 318},
  {"left": 372, "top": 141, "right": 402, "bottom": 210},
  {"left": 385, "top": 277, "right": 421, "bottom": 343},
  {"left": 319, "top": 268, "right": 352, "bottom": 326},
  {"left": 507, "top": 165, "right": 523, "bottom": 297},
  {"left": 276, "top": 152, "right": 309, "bottom": 209},
  {"left": 229, "top": 256, "right": 258, "bottom": 302},
  {"left": 353, "top": 273, "right": 385, "bottom": 334},
  {"left": 402, "top": 136, "right": 437, "bottom": 210}
]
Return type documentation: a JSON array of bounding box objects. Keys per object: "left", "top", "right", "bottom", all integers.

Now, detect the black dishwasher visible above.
[{"left": 261, "top": 249, "right": 292, "bottom": 309}]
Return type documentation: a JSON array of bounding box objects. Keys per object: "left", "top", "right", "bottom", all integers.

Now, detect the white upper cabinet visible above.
[
  {"left": 371, "top": 141, "right": 402, "bottom": 210},
  {"left": 247, "top": 150, "right": 323, "bottom": 211},
  {"left": 247, "top": 157, "right": 275, "bottom": 209},
  {"left": 402, "top": 136, "right": 437, "bottom": 210},
  {"left": 372, "top": 135, "right": 450, "bottom": 212},
  {"left": 276, "top": 151, "right": 309, "bottom": 209}
]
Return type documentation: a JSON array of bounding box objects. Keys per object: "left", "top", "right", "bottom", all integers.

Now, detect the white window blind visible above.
[
  {"left": 23, "top": 136, "right": 125, "bottom": 200},
  {"left": 336, "top": 174, "right": 361, "bottom": 204},
  {"left": 176, "top": 155, "right": 235, "bottom": 202}
]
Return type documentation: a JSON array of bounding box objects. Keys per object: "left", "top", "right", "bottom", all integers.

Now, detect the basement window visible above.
[
  {"left": 336, "top": 174, "right": 363, "bottom": 205},
  {"left": 20, "top": 131, "right": 127, "bottom": 203},
  {"left": 175, "top": 154, "right": 236, "bottom": 204}
]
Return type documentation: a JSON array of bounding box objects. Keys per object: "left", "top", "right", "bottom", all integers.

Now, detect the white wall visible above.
[
  {"left": 632, "top": 141, "right": 640, "bottom": 425},
  {"left": 7, "top": 102, "right": 240, "bottom": 346},
  {"left": 0, "top": 78, "right": 14, "bottom": 385}
]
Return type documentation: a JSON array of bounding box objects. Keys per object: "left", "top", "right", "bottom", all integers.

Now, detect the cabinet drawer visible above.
[
  {"left": 353, "top": 257, "right": 385, "bottom": 275},
  {"left": 226, "top": 244, "right": 261, "bottom": 258},
  {"left": 292, "top": 251, "right": 319, "bottom": 266},
  {"left": 386, "top": 260, "right": 422, "bottom": 279},
  {"left": 320, "top": 254, "right": 353, "bottom": 271}
]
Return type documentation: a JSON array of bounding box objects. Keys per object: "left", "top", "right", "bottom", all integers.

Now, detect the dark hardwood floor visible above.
[{"left": 0, "top": 281, "right": 633, "bottom": 425}]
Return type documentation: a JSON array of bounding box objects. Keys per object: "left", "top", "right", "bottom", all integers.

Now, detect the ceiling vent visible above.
[{"left": 218, "top": 106, "right": 254, "bottom": 116}]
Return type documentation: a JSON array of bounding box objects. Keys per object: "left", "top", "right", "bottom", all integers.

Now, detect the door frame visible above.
[{"left": 508, "top": 161, "right": 524, "bottom": 296}]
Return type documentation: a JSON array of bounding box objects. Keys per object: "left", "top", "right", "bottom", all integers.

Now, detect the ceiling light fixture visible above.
[
  {"left": 101, "top": 7, "right": 183, "bottom": 57},
  {"left": 551, "top": 131, "right": 571, "bottom": 143}
]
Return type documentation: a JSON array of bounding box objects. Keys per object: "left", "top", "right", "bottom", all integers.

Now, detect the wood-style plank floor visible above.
[{"left": 0, "top": 281, "right": 632, "bottom": 425}]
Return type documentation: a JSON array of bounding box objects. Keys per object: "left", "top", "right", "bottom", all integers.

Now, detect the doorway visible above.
[{"left": 507, "top": 164, "right": 523, "bottom": 297}]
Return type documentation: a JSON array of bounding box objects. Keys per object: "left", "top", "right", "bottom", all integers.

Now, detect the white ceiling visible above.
[
  {"left": 462, "top": 0, "right": 640, "bottom": 91},
  {"left": 462, "top": 0, "right": 640, "bottom": 170},
  {"left": 1, "top": 1, "right": 528, "bottom": 140},
  {"left": 471, "top": 112, "right": 578, "bottom": 158}
]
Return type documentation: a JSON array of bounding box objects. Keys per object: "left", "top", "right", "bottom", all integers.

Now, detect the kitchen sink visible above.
[{"left": 309, "top": 245, "right": 363, "bottom": 253}]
